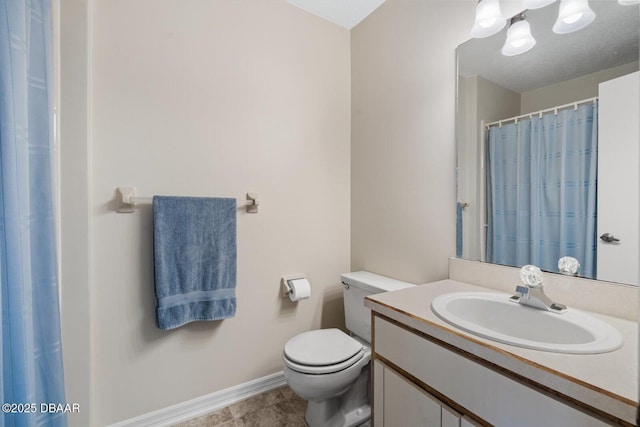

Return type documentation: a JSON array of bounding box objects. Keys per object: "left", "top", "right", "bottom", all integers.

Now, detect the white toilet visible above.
[{"left": 283, "top": 271, "right": 415, "bottom": 427}]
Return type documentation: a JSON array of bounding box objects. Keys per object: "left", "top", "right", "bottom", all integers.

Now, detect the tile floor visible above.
[{"left": 173, "top": 386, "right": 308, "bottom": 427}]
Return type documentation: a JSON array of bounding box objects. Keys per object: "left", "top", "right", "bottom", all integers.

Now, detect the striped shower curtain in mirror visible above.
[
  {"left": 486, "top": 102, "right": 598, "bottom": 279},
  {"left": 0, "top": 0, "right": 67, "bottom": 426}
]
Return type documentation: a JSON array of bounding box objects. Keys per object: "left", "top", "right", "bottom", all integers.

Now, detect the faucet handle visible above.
[
  {"left": 520, "top": 265, "right": 543, "bottom": 288},
  {"left": 558, "top": 256, "right": 580, "bottom": 276}
]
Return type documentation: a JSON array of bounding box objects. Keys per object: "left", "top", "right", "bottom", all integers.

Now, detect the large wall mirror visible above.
[{"left": 456, "top": 1, "right": 639, "bottom": 285}]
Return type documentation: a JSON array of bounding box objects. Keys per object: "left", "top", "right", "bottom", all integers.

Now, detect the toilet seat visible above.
[
  {"left": 283, "top": 329, "right": 364, "bottom": 374},
  {"left": 284, "top": 351, "right": 364, "bottom": 375}
]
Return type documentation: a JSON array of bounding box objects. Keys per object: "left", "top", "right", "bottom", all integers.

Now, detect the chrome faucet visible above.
[{"left": 509, "top": 265, "right": 567, "bottom": 313}]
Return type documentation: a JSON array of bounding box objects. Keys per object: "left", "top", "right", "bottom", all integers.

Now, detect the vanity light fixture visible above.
[
  {"left": 552, "top": 0, "right": 596, "bottom": 34},
  {"left": 502, "top": 13, "right": 536, "bottom": 56},
  {"left": 470, "top": 0, "right": 601, "bottom": 54},
  {"left": 523, "top": 0, "right": 556, "bottom": 9},
  {"left": 471, "top": 0, "right": 507, "bottom": 38}
]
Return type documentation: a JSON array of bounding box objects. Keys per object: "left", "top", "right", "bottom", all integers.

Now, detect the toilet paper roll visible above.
[{"left": 288, "top": 278, "right": 311, "bottom": 301}]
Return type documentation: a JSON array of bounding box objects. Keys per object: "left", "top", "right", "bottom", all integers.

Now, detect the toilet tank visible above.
[{"left": 341, "top": 271, "right": 415, "bottom": 343}]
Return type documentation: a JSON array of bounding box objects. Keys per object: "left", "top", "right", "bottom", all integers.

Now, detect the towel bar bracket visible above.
[
  {"left": 246, "top": 193, "right": 259, "bottom": 214},
  {"left": 116, "top": 187, "right": 136, "bottom": 213}
]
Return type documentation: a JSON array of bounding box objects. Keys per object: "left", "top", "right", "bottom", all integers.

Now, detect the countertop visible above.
[{"left": 365, "top": 279, "right": 638, "bottom": 426}]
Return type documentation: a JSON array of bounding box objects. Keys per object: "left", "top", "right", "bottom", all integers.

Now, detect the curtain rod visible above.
[{"left": 485, "top": 96, "right": 598, "bottom": 129}]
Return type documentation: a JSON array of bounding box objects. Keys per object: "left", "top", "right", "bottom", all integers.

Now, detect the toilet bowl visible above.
[
  {"left": 284, "top": 329, "right": 369, "bottom": 400},
  {"left": 283, "top": 329, "right": 371, "bottom": 427},
  {"left": 282, "top": 271, "right": 415, "bottom": 427}
]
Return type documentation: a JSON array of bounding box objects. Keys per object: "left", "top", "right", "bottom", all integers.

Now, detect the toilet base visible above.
[
  {"left": 304, "top": 363, "right": 371, "bottom": 427},
  {"left": 306, "top": 401, "right": 370, "bottom": 427}
]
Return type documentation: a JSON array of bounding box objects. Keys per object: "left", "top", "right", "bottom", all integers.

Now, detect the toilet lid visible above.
[{"left": 284, "top": 328, "right": 363, "bottom": 366}]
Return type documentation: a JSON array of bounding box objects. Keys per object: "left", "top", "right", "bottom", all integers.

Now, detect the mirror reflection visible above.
[{"left": 456, "top": 1, "right": 639, "bottom": 285}]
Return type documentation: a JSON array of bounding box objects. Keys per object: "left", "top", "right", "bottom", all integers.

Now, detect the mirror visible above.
[{"left": 456, "top": 1, "right": 639, "bottom": 285}]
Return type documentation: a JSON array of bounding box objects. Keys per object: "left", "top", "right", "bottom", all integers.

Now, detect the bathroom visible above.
[{"left": 1, "top": 0, "right": 637, "bottom": 426}]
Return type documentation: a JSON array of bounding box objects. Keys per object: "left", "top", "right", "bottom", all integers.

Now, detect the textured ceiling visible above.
[
  {"left": 286, "top": 0, "right": 387, "bottom": 29},
  {"left": 457, "top": 1, "right": 640, "bottom": 93}
]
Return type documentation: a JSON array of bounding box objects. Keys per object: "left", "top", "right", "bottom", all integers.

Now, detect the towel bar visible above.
[{"left": 116, "top": 187, "right": 259, "bottom": 214}]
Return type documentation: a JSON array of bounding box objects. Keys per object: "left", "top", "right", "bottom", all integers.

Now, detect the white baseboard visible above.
[{"left": 108, "top": 371, "right": 287, "bottom": 427}]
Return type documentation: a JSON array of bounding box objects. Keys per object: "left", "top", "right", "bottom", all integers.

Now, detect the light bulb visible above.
[
  {"left": 553, "top": 0, "right": 596, "bottom": 34},
  {"left": 563, "top": 12, "right": 583, "bottom": 24},
  {"left": 471, "top": 0, "right": 507, "bottom": 38},
  {"left": 479, "top": 17, "right": 497, "bottom": 28}
]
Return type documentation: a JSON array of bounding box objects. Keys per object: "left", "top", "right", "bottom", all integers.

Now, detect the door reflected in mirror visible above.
[{"left": 456, "top": 1, "right": 639, "bottom": 285}]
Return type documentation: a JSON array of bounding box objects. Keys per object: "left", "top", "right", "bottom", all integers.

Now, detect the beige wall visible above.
[
  {"left": 62, "top": 0, "right": 351, "bottom": 424},
  {"left": 351, "top": 0, "right": 483, "bottom": 285},
  {"left": 59, "top": 1, "right": 92, "bottom": 426},
  {"left": 521, "top": 61, "right": 640, "bottom": 114}
]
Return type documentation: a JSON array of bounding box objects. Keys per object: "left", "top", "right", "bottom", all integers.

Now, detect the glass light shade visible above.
[
  {"left": 553, "top": 0, "right": 596, "bottom": 34},
  {"left": 618, "top": 0, "right": 640, "bottom": 5},
  {"left": 471, "top": 0, "right": 507, "bottom": 38},
  {"left": 523, "top": 0, "right": 556, "bottom": 9},
  {"left": 501, "top": 19, "right": 536, "bottom": 56}
]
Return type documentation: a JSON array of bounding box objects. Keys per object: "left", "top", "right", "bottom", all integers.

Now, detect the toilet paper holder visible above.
[{"left": 281, "top": 275, "right": 306, "bottom": 297}]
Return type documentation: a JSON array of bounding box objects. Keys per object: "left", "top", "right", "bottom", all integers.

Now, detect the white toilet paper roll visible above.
[{"left": 288, "top": 278, "right": 311, "bottom": 301}]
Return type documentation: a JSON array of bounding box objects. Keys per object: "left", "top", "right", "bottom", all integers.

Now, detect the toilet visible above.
[{"left": 282, "top": 271, "right": 415, "bottom": 427}]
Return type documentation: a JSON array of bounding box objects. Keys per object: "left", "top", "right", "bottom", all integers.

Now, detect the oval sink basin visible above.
[{"left": 431, "top": 292, "right": 623, "bottom": 354}]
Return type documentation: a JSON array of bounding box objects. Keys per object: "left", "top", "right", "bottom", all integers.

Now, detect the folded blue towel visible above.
[{"left": 153, "top": 196, "right": 237, "bottom": 330}]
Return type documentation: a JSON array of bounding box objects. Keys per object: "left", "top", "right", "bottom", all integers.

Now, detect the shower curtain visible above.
[
  {"left": 1, "top": 0, "right": 67, "bottom": 426},
  {"left": 486, "top": 102, "right": 598, "bottom": 278}
]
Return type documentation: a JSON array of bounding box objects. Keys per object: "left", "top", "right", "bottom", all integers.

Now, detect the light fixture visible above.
[
  {"left": 471, "top": 0, "right": 507, "bottom": 39},
  {"left": 501, "top": 13, "right": 536, "bottom": 56},
  {"left": 618, "top": 0, "right": 640, "bottom": 5},
  {"left": 552, "top": 0, "right": 596, "bottom": 34},
  {"left": 523, "top": 0, "right": 556, "bottom": 9}
]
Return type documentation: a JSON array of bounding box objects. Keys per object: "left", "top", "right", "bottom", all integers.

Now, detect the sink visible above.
[{"left": 431, "top": 292, "right": 623, "bottom": 354}]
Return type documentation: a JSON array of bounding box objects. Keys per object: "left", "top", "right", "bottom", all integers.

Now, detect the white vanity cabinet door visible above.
[
  {"left": 383, "top": 364, "right": 442, "bottom": 427},
  {"left": 374, "top": 359, "right": 464, "bottom": 427},
  {"left": 373, "top": 360, "right": 385, "bottom": 425}
]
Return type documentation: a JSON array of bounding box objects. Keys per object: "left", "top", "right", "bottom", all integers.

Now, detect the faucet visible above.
[{"left": 510, "top": 265, "right": 567, "bottom": 313}]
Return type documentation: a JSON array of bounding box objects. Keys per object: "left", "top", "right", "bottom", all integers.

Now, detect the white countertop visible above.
[{"left": 365, "top": 279, "right": 638, "bottom": 425}]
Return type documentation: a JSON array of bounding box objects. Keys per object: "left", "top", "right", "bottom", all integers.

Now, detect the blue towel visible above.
[
  {"left": 456, "top": 202, "right": 463, "bottom": 257},
  {"left": 153, "top": 196, "right": 237, "bottom": 330}
]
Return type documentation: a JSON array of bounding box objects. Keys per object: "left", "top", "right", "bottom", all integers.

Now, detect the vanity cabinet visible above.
[{"left": 372, "top": 315, "right": 611, "bottom": 427}]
